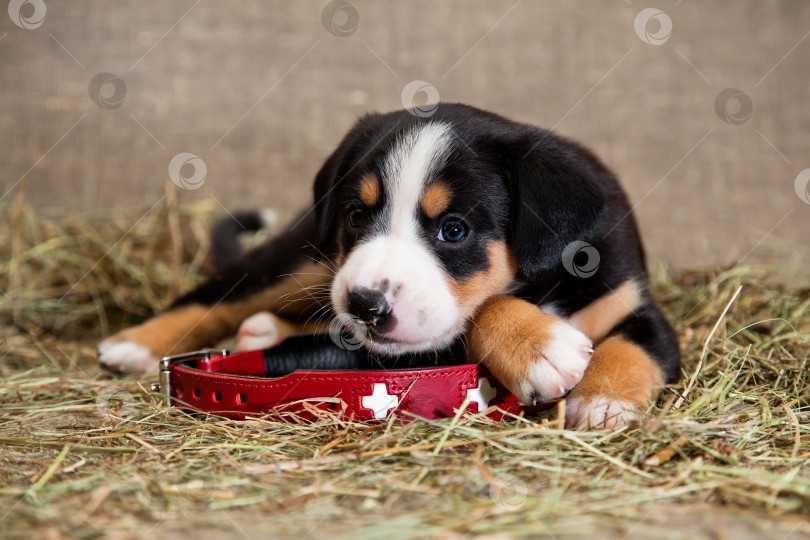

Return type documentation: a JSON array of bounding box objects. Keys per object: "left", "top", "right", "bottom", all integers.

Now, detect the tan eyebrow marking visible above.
[
  {"left": 421, "top": 181, "right": 451, "bottom": 219},
  {"left": 359, "top": 173, "right": 380, "bottom": 206}
]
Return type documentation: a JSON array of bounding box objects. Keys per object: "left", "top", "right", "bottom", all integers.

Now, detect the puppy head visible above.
[{"left": 314, "top": 105, "right": 604, "bottom": 355}]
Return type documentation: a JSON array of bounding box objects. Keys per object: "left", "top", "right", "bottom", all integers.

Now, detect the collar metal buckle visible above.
[{"left": 151, "top": 349, "right": 229, "bottom": 406}]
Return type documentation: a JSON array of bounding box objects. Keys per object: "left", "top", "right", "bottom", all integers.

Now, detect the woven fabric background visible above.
[{"left": 2, "top": 1, "right": 808, "bottom": 279}]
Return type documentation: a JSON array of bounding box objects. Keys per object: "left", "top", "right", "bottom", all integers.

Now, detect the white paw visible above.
[
  {"left": 566, "top": 397, "right": 639, "bottom": 429},
  {"left": 519, "top": 322, "right": 592, "bottom": 403},
  {"left": 98, "top": 341, "right": 158, "bottom": 375},
  {"left": 235, "top": 312, "right": 280, "bottom": 351}
]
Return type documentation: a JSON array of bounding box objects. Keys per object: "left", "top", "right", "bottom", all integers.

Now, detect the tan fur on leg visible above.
[{"left": 467, "top": 295, "right": 592, "bottom": 403}]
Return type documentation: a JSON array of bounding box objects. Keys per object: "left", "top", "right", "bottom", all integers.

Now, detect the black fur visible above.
[
  {"left": 210, "top": 211, "right": 271, "bottom": 271},
  {"left": 171, "top": 210, "right": 318, "bottom": 308}
]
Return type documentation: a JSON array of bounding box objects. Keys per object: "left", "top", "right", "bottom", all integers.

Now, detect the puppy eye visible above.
[
  {"left": 348, "top": 207, "right": 365, "bottom": 229},
  {"left": 438, "top": 218, "right": 468, "bottom": 243}
]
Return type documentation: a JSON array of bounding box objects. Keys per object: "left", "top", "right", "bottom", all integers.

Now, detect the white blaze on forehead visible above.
[
  {"left": 331, "top": 122, "right": 461, "bottom": 354},
  {"left": 382, "top": 122, "right": 453, "bottom": 238}
]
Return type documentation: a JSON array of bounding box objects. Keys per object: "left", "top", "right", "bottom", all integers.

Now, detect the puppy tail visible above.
[{"left": 211, "top": 209, "right": 278, "bottom": 270}]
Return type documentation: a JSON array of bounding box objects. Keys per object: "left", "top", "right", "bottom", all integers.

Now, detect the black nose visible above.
[{"left": 347, "top": 288, "right": 393, "bottom": 331}]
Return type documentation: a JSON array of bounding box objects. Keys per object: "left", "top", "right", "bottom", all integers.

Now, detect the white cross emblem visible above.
[
  {"left": 466, "top": 377, "right": 497, "bottom": 413},
  {"left": 361, "top": 383, "right": 399, "bottom": 419}
]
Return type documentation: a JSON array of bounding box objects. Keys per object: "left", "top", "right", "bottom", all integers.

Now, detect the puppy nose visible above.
[{"left": 347, "top": 288, "right": 392, "bottom": 328}]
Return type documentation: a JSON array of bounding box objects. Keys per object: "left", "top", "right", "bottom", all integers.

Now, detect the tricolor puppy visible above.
[{"left": 98, "top": 104, "right": 679, "bottom": 428}]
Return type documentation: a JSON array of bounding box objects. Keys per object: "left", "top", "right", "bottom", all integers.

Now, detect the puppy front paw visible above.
[
  {"left": 516, "top": 322, "right": 593, "bottom": 404},
  {"left": 468, "top": 296, "right": 593, "bottom": 406},
  {"left": 565, "top": 396, "right": 640, "bottom": 429}
]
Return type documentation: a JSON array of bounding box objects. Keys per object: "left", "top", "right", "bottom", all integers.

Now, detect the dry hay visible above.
[{"left": 1, "top": 194, "right": 809, "bottom": 539}]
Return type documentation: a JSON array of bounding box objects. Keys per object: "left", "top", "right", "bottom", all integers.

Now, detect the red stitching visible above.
[{"left": 174, "top": 366, "right": 479, "bottom": 391}]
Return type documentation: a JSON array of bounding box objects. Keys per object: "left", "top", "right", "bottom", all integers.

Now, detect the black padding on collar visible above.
[{"left": 260, "top": 333, "right": 466, "bottom": 377}]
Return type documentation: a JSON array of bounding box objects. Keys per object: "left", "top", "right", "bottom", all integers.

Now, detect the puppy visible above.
[{"left": 98, "top": 103, "right": 679, "bottom": 428}]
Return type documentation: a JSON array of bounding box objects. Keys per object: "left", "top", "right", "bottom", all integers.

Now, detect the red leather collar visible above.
[{"left": 156, "top": 345, "right": 556, "bottom": 421}]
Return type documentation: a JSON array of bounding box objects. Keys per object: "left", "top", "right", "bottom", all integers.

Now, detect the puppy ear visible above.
[
  {"left": 505, "top": 134, "right": 605, "bottom": 279},
  {"left": 312, "top": 147, "right": 343, "bottom": 253},
  {"left": 312, "top": 113, "right": 385, "bottom": 253}
]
